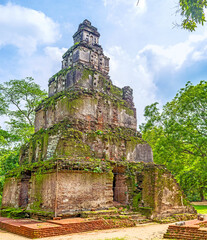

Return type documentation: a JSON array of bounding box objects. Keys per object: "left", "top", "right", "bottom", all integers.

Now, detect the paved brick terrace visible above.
[
  {"left": 164, "top": 219, "right": 207, "bottom": 240},
  {"left": 0, "top": 217, "right": 135, "bottom": 238}
]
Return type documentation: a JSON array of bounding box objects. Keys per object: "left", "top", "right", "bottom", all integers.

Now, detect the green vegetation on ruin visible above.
[
  {"left": 6, "top": 156, "right": 114, "bottom": 178},
  {"left": 109, "top": 85, "right": 123, "bottom": 99},
  {"left": 81, "top": 68, "right": 94, "bottom": 80},
  {"left": 45, "top": 63, "right": 134, "bottom": 116},
  {"left": 38, "top": 87, "right": 135, "bottom": 117},
  {"left": 62, "top": 42, "right": 80, "bottom": 58},
  {"left": 4, "top": 155, "right": 191, "bottom": 216},
  {"left": 0, "top": 207, "right": 54, "bottom": 219},
  {"left": 49, "top": 66, "right": 72, "bottom": 84},
  {"left": 18, "top": 117, "right": 144, "bottom": 166}
]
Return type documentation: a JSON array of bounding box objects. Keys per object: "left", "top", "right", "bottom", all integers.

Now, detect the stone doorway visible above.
[
  {"left": 19, "top": 174, "right": 30, "bottom": 207},
  {"left": 112, "top": 167, "right": 128, "bottom": 204}
]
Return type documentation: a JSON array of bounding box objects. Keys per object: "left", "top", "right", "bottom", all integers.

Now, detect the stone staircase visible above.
[{"left": 79, "top": 209, "right": 150, "bottom": 224}]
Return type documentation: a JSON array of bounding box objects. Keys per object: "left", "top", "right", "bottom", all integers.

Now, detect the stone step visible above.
[
  {"left": 80, "top": 210, "right": 119, "bottom": 218},
  {"left": 80, "top": 210, "right": 146, "bottom": 218},
  {"left": 119, "top": 212, "right": 144, "bottom": 216},
  {"left": 129, "top": 214, "right": 147, "bottom": 220}
]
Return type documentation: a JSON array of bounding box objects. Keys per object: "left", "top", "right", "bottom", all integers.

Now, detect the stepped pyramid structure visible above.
[{"left": 2, "top": 20, "right": 195, "bottom": 219}]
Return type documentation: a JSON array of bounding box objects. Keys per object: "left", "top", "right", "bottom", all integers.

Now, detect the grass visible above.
[
  {"left": 193, "top": 205, "right": 207, "bottom": 214},
  {"left": 103, "top": 238, "right": 127, "bottom": 240}
]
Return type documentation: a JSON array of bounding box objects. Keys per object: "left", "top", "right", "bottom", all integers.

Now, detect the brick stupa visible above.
[{"left": 2, "top": 20, "right": 195, "bottom": 219}]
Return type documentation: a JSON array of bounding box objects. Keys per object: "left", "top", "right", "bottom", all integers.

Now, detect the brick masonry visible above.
[
  {"left": 0, "top": 217, "right": 135, "bottom": 239},
  {"left": 1, "top": 19, "right": 196, "bottom": 221},
  {"left": 164, "top": 219, "right": 207, "bottom": 240}
]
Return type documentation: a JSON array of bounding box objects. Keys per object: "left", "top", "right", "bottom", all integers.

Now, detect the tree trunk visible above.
[{"left": 199, "top": 188, "right": 205, "bottom": 201}]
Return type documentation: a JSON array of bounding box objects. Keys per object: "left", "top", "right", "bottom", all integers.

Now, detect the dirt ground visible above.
[
  {"left": 192, "top": 201, "right": 207, "bottom": 205},
  {"left": 0, "top": 223, "right": 170, "bottom": 240}
]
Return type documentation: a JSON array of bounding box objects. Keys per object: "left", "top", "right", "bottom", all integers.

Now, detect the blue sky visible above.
[{"left": 0, "top": 0, "right": 207, "bottom": 126}]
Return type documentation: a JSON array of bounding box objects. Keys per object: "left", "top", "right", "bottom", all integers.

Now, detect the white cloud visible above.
[
  {"left": 106, "top": 45, "right": 158, "bottom": 125},
  {"left": 138, "top": 42, "right": 193, "bottom": 70},
  {"left": 136, "top": 27, "right": 207, "bottom": 72},
  {"left": 191, "top": 45, "right": 207, "bottom": 61},
  {"left": 44, "top": 47, "right": 67, "bottom": 61},
  {"left": 102, "top": 0, "right": 147, "bottom": 27},
  {"left": 103, "top": 0, "right": 130, "bottom": 7},
  {"left": 103, "top": 0, "right": 146, "bottom": 11},
  {"left": 105, "top": 25, "right": 207, "bottom": 125},
  {"left": 133, "top": 0, "right": 147, "bottom": 15},
  {"left": 0, "top": 3, "right": 60, "bottom": 55},
  {"left": 17, "top": 47, "right": 68, "bottom": 90}
]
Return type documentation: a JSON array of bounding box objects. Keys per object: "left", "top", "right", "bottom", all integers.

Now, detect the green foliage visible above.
[
  {"left": 140, "top": 81, "right": 207, "bottom": 201},
  {"left": 179, "top": 0, "right": 207, "bottom": 31},
  {"left": 193, "top": 204, "right": 207, "bottom": 214},
  {"left": 0, "top": 77, "right": 47, "bottom": 144}
]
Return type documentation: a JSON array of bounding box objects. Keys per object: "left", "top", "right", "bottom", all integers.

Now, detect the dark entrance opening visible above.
[
  {"left": 112, "top": 167, "right": 128, "bottom": 204},
  {"left": 113, "top": 173, "right": 117, "bottom": 201},
  {"left": 19, "top": 172, "right": 31, "bottom": 208}
]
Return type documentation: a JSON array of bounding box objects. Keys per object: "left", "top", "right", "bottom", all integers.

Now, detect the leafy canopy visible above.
[
  {"left": 179, "top": 0, "right": 207, "bottom": 31},
  {"left": 0, "top": 77, "right": 47, "bottom": 144},
  {"left": 140, "top": 80, "right": 207, "bottom": 201}
]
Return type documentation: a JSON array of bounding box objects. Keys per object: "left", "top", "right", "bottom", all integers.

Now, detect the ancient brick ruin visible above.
[{"left": 1, "top": 20, "right": 195, "bottom": 220}]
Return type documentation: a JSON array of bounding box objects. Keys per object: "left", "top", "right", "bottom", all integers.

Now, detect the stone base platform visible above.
[
  {"left": 164, "top": 219, "right": 207, "bottom": 240},
  {"left": 0, "top": 217, "right": 135, "bottom": 238}
]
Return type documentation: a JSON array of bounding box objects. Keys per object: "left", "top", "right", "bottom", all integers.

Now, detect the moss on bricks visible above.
[
  {"left": 81, "top": 68, "right": 94, "bottom": 80},
  {"left": 110, "top": 84, "right": 123, "bottom": 99}
]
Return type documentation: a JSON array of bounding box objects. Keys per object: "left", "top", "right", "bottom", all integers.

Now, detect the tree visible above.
[
  {"left": 0, "top": 77, "right": 47, "bottom": 144},
  {"left": 179, "top": 0, "right": 207, "bottom": 31},
  {"left": 0, "top": 77, "right": 47, "bottom": 204},
  {"left": 140, "top": 80, "right": 207, "bottom": 201}
]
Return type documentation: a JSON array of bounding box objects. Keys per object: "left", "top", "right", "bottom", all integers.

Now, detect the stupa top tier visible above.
[
  {"left": 48, "top": 20, "right": 113, "bottom": 97},
  {"left": 61, "top": 19, "right": 109, "bottom": 76},
  {"left": 47, "top": 20, "right": 134, "bottom": 118},
  {"left": 73, "top": 19, "right": 100, "bottom": 45}
]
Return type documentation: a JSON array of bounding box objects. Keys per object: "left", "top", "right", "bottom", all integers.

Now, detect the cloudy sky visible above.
[{"left": 0, "top": 0, "right": 207, "bottom": 126}]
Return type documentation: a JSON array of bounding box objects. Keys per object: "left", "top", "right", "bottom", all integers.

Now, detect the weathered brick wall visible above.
[
  {"left": 56, "top": 171, "right": 113, "bottom": 215},
  {"left": 127, "top": 144, "right": 153, "bottom": 163},
  {"left": 2, "top": 178, "right": 20, "bottom": 208},
  {"left": 26, "top": 171, "right": 113, "bottom": 215},
  {"left": 28, "top": 172, "right": 56, "bottom": 213},
  {"left": 35, "top": 94, "right": 137, "bottom": 132},
  {"left": 19, "top": 128, "right": 153, "bottom": 164},
  {"left": 141, "top": 165, "right": 195, "bottom": 218},
  {"left": 153, "top": 169, "right": 195, "bottom": 217}
]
